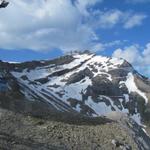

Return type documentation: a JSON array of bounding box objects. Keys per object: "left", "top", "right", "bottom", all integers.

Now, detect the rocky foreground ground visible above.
[{"left": 0, "top": 108, "right": 138, "bottom": 150}]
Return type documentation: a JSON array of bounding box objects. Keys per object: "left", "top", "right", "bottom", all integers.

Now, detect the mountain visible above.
[{"left": 0, "top": 52, "right": 150, "bottom": 149}]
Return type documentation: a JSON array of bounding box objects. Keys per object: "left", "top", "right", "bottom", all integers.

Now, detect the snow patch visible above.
[
  {"left": 85, "top": 96, "right": 112, "bottom": 116},
  {"left": 120, "top": 73, "right": 148, "bottom": 103}
]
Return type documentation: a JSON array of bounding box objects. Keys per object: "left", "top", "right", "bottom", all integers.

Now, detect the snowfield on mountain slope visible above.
[
  {"left": 11, "top": 53, "right": 149, "bottom": 124},
  {"left": 120, "top": 73, "right": 148, "bottom": 103}
]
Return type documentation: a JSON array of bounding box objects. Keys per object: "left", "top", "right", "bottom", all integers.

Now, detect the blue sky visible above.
[{"left": 0, "top": 0, "right": 150, "bottom": 77}]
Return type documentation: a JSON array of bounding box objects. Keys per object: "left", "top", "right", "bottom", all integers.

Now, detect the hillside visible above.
[{"left": 0, "top": 52, "right": 150, "bottom": 149}]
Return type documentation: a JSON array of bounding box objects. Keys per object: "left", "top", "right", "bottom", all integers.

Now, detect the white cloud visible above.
[
  {"left": 74, "top": 0, "right": 102, "bottom": 16},
  {"left": 112, "top": 43, "right": 150, "bottom": 77},
  {"left": 0, "top": 0, "right": 102, "bottom": 52},
  {"left": 0, "top": 0, "right": 148, "bottom": 52},
  {"left": 112, "top": 45, "right": 142, "bottom": 63},
  {"left": 142, "top": 43, "right": 150, "bottom": 65},
  {"left": 124, "top": 14, "right": 147, "bottom": 29},
  {"left": 89, "top": 9, "right": 147, "bottom": 29},
  {"left": 98, "top": 10, "right": 122, "bottom": 28}
]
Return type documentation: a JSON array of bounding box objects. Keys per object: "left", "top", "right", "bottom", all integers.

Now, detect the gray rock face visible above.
[
  {"left": 91, "top": 75, "right": 122, "bottom": 96},
  {"left": 67, "top": 67, "right": 94, "bottom": 85}
]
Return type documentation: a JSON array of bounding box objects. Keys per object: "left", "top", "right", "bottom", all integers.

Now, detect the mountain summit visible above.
[{"left": 0, "top": 52, "right": 150, "bottom": 149}]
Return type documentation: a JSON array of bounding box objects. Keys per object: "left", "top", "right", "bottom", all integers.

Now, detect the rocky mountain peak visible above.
[
  {"left": 1, "top": 52, "right": 150, "bottom": 149},
  {"left": 0, "top": 53, "right": 149, "bottom": 125}
]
